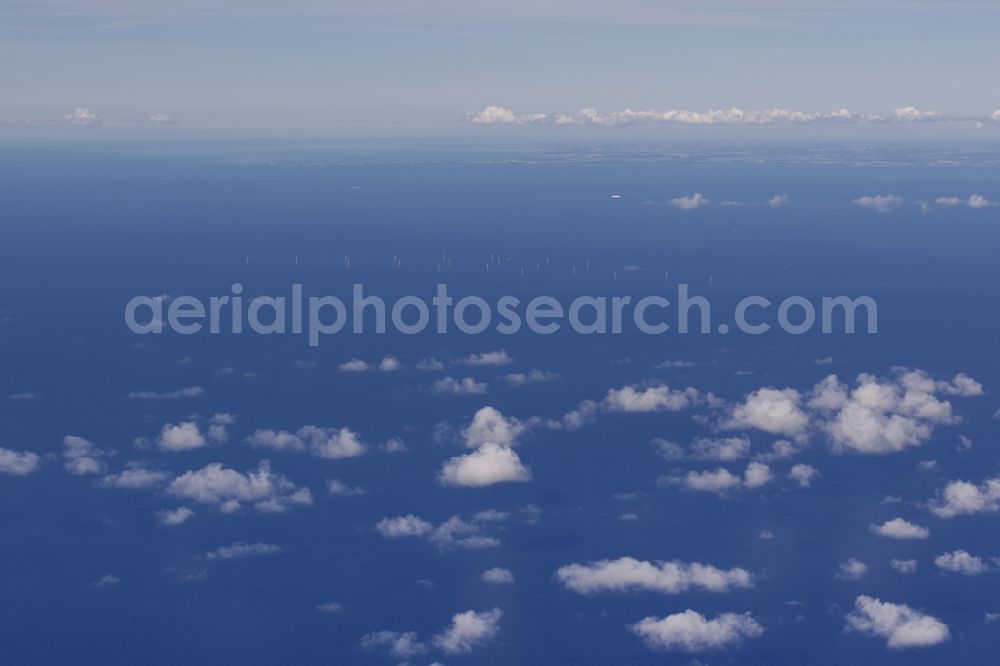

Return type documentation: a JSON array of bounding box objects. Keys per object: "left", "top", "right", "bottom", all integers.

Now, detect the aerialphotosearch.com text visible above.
[{"left": 125, "top": 283, "right": 878, "bottom": 346}]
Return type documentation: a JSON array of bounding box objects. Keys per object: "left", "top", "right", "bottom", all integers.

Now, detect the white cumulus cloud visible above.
[
  {"left": 890, "top": 558, "right": 918, "bottom": 574},
  {"left": 66, "top": 107, "right": 98, "bottom": 125},
  {"left": 246, "top": 425, "right": 366, "bottom": 459},
  {"left": 378, "top": 355, "right": 401, "bottom": 371},
  {"left": 481, "top": 567, "right": 515, "bottom": 584},
  {"left": 629, "top": 610, "right": 764, "bottom": 652},
  {"left": 810, "top": 369, "right": 978, "bottom": 454},
  {"left": 928, "top": 476, "right": 1000, "bottom": 518},
  {"left": 462, "top": 407, "right": 525, "bottom": 448},
  {"left": 338, "top": 358, "right": 369, "bottom": 373},
  {"left": 466, "top": 105, "right": 546, "bottom": 125},
  {"left": 503, "top": 369, "right": 559, "bottom": 385},
  {"left": 670, "top": 193, "right": 710, "bottom": 210},
  {"left": 438, "top": 442, "right": 531, "bottom": 487},
  {"left": 560, "top": 381, "right": 700, "bottom": 430},
  {"left": 934, "top": 550, "right": 988, "bottom": 576},
  {"left": 789, "top": 463, "right": 819, "bottom": 487},
  {"left": 158, "top": 421, "right": 206, "bottom": 452},
  {"left": 63, "top": 435, "right": 109, "bottom": 474},
  {"left": 853, "top": 194, "right": 905, "bottom": 213},
  {"left": 690, "top": 436, "right": 750, "bottom": 461},
  {"left": 362, "top": 630, "right": 426, "bottom": 659},
  {"left": 167, "top": 460, "right": 312, "bottom": 513},
  {"left": 845, "top": 595, "right": 949, "bottom": 648},
  {"left": 967, "top": 194, "right": 997, "bottom": 208},
  {"left": 437, "top": 407, "right": 531, "bottom": 487},
  {"left": 375, "top": 514, "right": 434, "bottom": 538},
  {"left": 363, "top": 607, "right": 503, "bottom": 659},
  {"left": 375, "top": 512, "right": 510, "bottom": 550},
  {"left": 721, "top": 387, "right": 810, "bottom": 440},
  {"left": 432, "top": 608, "right": 503, "bottom": 655},
  {"left": 665, "top": 463, "right": 774, "bottom": 495},
  {"left": 433, "top": 376, "right": 488, "bottom": 395},
  {"left": 556, "top": 557, "right": 752, "bottom": 595},
  {"left": 936, "top": 194, "right": 997, "bottom": 208},
  {"left": 870, "top": 518, "right": 929, "bottom": 540},
  {"left": 326, "top": 478, "right": 365, "bottom": 496},
  {"left": 0, "top": 447, "right": 41, "bottom": 476},
  {"left": 461, "top": 349, "right": 514, "bottom": 366},
  {"left": 604, "top": 384, "right": 701, "bottom": 413},
  {"left": 467, "top": 105, "right": 966, "bottom": 128},
  {"left": 157, "top": 506, "right": 195, "bottom": 526},
  {"left": 836, "top": 558, "right": 868, "bottom": 581},
  {"left": 743, "top": 461, "right": 773, "bottom": 488}
]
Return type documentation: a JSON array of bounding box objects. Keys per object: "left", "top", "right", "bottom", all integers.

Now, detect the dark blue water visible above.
[{"left": 0, "top": 140, "right": 998, "bottom": 664}]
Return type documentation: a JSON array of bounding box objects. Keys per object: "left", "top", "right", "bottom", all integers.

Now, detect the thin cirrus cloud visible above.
[
  {"left": 203, "top": 541, "right": 283, "bottom": 561},
  {"left": 91, "top": 574, "right": 121, "bottom": 588},
  {"left": 127, "top": 386, "right": 204, "bottom": 400},
  {"left": 466, "top": 105, "right": 994, "bottom": 127}
]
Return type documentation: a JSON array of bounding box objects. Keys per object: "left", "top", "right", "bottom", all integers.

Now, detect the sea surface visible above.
[{"left": 0, "top": 139, "right": 998, "bottom": 664}]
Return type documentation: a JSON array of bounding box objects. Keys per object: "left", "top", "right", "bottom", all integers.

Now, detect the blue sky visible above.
[{"left": 3, "top": 1, "right": 1000, "bottom": 134}]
